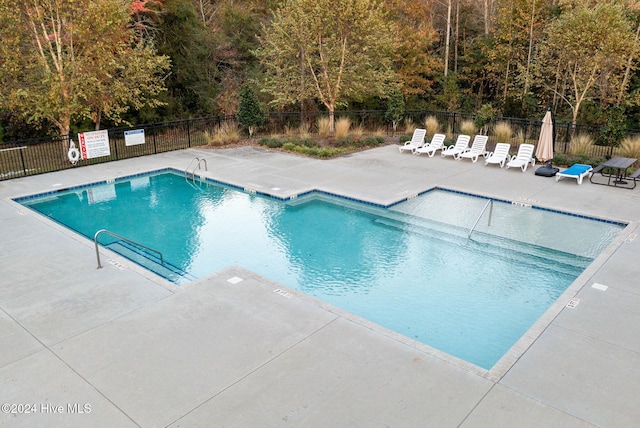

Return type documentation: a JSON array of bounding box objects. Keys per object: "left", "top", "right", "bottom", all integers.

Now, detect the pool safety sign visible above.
[
  {"left": 124, "top": 129, "right": 145, "bottom": 146},
  {"left": 78, "top": 130, "right": 110, "bottom": 160}
]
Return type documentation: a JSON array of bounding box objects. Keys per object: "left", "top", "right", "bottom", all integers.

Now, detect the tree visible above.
[
  {"left": 256, "top": 0, "right": 397, "bottom": 132},
  {"left": 385, "top": 89, "right": 405, "bottom": 135},
  {"left": 155, "top": 0, "right": 220, "bottom": 118},
  {"left": 537, "top": 2, "right": 638, "bottom": 127},
  {"left": 488, "top": 0, "right": 552, "bottom": 111},
  {"left": 474, "top": 103, "right": 496, "bottom": 134},
  {"left": 0, "top": 0, "right": 170, "bottom": 136},
  {"left": 237, "top": 85, "right": 265, "bottom": 137},
  {"left": 386, "top": 0, "right": 441, "bottom": 104}
]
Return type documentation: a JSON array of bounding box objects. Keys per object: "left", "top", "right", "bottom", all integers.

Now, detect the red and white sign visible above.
[{"left": 78, "top": 130, "right": 110, "bottom": 160}]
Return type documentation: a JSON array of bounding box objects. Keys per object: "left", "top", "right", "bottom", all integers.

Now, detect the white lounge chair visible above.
[
  {"left": 441, "top": 135, "right": 471, "bottom": 159},
  {"left": 398, "top": 128, "right": 427, "bottom": 153},
  {"left": 457, "top": 135, "right": 489, "bottom": 162},
  {"left": 485, "top": 143, "right": 511, "bottom": 168},
  {"left": 556, "top": 163, "right": 592, "bottom": 185},
  {"left": 506, "top": 144, "right": 535, "bottom": 172},
  {"left": 413, "top": 133, "right": 446, "bottom": 157}
]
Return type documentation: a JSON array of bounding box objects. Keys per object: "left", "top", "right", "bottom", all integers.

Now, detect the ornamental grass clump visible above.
[
  {"left": 317, "top": 117, "right": 331, "bottom": 138},
  {"left": 403, "top": 118, "right": 415, "bottom": 135},
  {"left": 350, "top": 124, "right": 364, "bottom": 138},
  {"left": 205, "top": 121, "right": 240, "bottom": 146},
  {"left": 493, "top": 121, "right": 513, "bottom": 144},
  {"left": 460, "top": 119, "right": 477, "bottom": 136},
  {"left": 619, "top": 135, "right": 640, "bottom": 166},
  {"left": 335, "top": 117, "right": 351, "bottom": 139},
  {"left": 298, "top": 122, "right": 311, "bottom": 139},
  {"left": 569, "top": 134, "right": 594, "bottom": 156},
  {"left": 424, "top": 115, "right": 440, "bottom": 137}
]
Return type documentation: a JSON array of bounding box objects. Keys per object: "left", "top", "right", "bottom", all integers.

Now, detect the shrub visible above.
[
  {"left": 300, "top": 138, "right": 318, "bottom": 148},
  {"left": 363, "top": 136, "right": 384, "bottom": 147},
  {"left": 293, "top": 145, "right": 348, "bottom": 158},
  {"left": 552, "top": 152, "right": 605, "bottom": 168},
  {"left": 258, "top": 137, "right": 284, "bottom": 148},
  {"left": 385, "top": 89, "right": 405, "bottom": 134},
  {"left": 424, "top": 115, "right": 440, "bottom": 137},
  {"left": 552, "top": 152, "right": 569, "bottom": 167},
  {"left": 493, "top": 122, "right": 513, "bottom": 144},
  {"left": 569, "top": 134, "right": 594, "bottom": 155},
  {"left": 332, "top": 137, "right": 352, "bottom": 148},
  {"left": 474, "top": 104, "right": 496, "bottom": 134},
  {"left": 282, "top": 142, "right": 297, "bottom": 151},
  {"left": 335, "top": 117, "right": 351, "bottom": 139},
  {"left": 317, "top": 117, "right": 331, "bottom": 137},
  {"left": 460, "top": 119, "right": 477, "bottom": 135}
]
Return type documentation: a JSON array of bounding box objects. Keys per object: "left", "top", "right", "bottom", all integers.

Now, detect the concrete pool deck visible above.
[{"left": 1, "top": 144, "right": 640, "bottom": 427}]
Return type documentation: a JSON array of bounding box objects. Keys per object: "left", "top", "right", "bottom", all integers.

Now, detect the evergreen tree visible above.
[{"left": 237, "top": 86, "right": 265, "bottom": 137}]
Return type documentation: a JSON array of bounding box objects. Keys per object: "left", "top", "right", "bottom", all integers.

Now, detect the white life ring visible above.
[{"left": 68, "top": 147, "right": 80, "bottom": 164}]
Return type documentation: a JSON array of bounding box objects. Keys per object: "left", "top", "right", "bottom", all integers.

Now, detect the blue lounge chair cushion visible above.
[{"left": 560, "top": 164, "right": 591, "bottom": 176}]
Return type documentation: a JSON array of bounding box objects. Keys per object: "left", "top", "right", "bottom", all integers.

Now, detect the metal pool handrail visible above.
[
  {"left": 468, "top": 199, "right": 493, "bottom": 238},
  {"left": 185, "top": 157, "right": 208, "bottom": 181},
  {"left": 94, "top": 229, "right": 164, "bottom": 269}
]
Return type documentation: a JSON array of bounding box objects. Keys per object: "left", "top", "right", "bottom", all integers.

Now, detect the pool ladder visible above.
[
  {"left": 185, "top": 157, "right": 208, "bottom": 183},
  {"left": 468, "top": 200, "right": 493, "bottom": 238},
  {"left": 94, "top": 229, "right": 164, "bottom": 269}
]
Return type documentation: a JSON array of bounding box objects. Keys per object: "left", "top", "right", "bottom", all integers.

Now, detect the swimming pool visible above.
[{"left": 17, "top": 170, "right": 625, "bottom": 369}]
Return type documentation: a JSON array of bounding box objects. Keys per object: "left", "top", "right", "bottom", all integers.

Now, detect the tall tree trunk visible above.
[
  {"left": 328, "top": 106, "right": 335, "bottom": 133},
  {"left": 454, "top": 0, "right": 459, "bottom": 73},
  {"left": 618, "top": 20, "right": 640, "bottom": 105},
  {"left": 484, "top": 0, "right": 491, "bottom": 35},
  {"left": 503, "top": 60, "right": 511, "bottom": 101},
  {"left": 300, "top": 47, "right": 305, "bottom": 124},
  {"left": 522, "top": 0, "right": 536, "bottom": 107},
  {"left": 444, "top": 0, "right": 452, "bottom": 77}
]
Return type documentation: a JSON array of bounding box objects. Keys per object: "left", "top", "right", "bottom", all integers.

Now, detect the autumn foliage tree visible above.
[
  {"left": 256, "top": 0, "right": 397, "bottom": 132},
  {"left": 537, "top": 2, "right": 638, "bottom": 126},
  {"left": 387, "top": 0, "right": 441, "bottom": 104},
  {"left": 0, "top": 0, "right": 170, "bottom": 136}
]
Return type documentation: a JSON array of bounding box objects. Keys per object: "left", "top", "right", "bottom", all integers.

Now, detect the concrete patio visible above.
[{"left": 1, "top": 144, "right": 640, "bottom": 427}]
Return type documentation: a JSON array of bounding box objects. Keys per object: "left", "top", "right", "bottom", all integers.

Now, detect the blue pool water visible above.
[{"left": 19, "top": 171, "right": 625, "bottom": 369}]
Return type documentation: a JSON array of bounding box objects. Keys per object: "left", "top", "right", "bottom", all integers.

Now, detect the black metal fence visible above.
[{"left": 1, "top": 110, "right": 636, "bottom": 181}]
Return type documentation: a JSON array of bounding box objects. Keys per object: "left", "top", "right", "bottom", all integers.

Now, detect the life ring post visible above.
[{"left": 68, "top": 139, "right": 80, "bottom": 165}]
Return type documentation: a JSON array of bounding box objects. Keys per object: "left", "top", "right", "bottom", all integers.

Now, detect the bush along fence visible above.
[{"left": 1, "top": 110, "right": 637, "bottom": 181}]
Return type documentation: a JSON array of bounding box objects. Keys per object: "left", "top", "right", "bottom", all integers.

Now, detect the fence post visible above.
[
  {"left": 113, "top": 136, "right": 119, "bottom": 160},
  {"left": 19, "top": 146, "right": 26, "bottom": 176},
  {"left": 187, "top": 119, "right": 191, "bottom": 148},
  {"left": 153, "top": 130, "right": 157, "bottom": 154},
  {"left": 453, "top": 112, "right": 458, "bottom": 136}
]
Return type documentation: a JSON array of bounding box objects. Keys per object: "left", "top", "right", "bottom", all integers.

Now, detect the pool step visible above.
[
  {"left": 105, "top": 240, "right": 196, "bottom": 284},
  {"left": 373, "top": 217, "right": 590, "bottom": 276}
]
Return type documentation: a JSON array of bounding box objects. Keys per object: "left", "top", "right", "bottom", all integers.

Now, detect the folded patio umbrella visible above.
[{"left": 535, "top": 110, "right": 554, "bottom": 163}]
